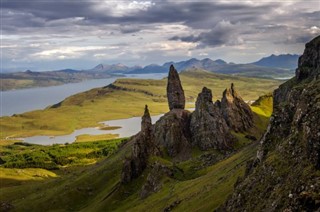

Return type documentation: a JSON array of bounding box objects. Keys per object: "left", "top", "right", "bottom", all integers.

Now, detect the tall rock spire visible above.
[
  {"left": 141, "top": 105, "right": 152, "bottom": 134},
  {"left": 167, "top": 65, "right": 185, "bottom": 110}
]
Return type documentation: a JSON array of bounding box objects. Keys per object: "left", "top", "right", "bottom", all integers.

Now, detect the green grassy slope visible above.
[
  {"left": 0, "top": 69, "right": 281, "bottom": 140},
  {"left": 0, "top": 138, "right": 131, "bottom": 211},
  {"left": 0, "top": 136, "right": 257, "bottom": 212},
  {"left": 0, "top": 96, "right": 273, "bottom": 211}
]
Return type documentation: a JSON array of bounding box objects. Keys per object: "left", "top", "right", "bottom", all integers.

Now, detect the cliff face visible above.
[{"left": 222, "top": 35, "right": 320, "bottom": 211}]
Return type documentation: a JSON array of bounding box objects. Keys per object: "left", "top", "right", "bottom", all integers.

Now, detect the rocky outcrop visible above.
[
  {"left": 122, "top": 64, "right": 255, "bottom": 184},
  {"left": 221, "top": 35, "right": 320, "bottom": 211},
  {"left": 190, "top": 87, "right": 235, "bottom": 150},
  {"left": 296, "top": 37, "right": 320, "bottom": 80},
  {"left": 220, "top": 83, "right": 253, "bottom": 133},
  {"left": 121, "top": 105, "right": 160, "bottom": 184},
  {"left": 153, "top": 109, "right": 192, "bottom": 161},
  {"left": 121, "top": 66, "right": 191, "bottom": 183},
  {"left": 167, "top": 65, "right": 185, "bottom": 110}
]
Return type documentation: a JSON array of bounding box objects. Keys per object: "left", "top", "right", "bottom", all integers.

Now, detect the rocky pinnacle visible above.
[
  {"left": 141, "top": 105, "right": 152, "bottom": 134},
  {"left": 167, "top": 65, "right": 185, "bottom": 110}
]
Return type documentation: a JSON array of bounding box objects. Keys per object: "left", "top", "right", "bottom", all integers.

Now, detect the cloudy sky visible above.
[{"left": 1, "top": 0, "right": 320, "bottom": 71}]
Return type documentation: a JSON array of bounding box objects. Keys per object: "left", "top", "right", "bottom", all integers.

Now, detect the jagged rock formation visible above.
[
  {"left": 221, "top": 35, "right": 320, "bottom": 211},
  {"left": 121, "top": 105, "right": 160, "bottom": 184},
  {"left": 190, "top": 87, "right": 235, "bottom": 150},
  {"left": 153, "top": 65, "right": 191, "bottom": 161},
  {"left": 220, "top": 83, "right": 253, "bottom": 133},
  {"left": 167, "top": 65, "right": 185, "bottom": 110},
  {"left": 122, "top": 64, "right": 253, "bottom": 184}
]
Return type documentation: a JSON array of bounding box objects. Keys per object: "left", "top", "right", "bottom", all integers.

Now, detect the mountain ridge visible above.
[
  {"left": 252, "top": 53, "right": 300, "bottom": 69},
  {"left": 87, "top": 54, "right": 298, "bottom": 76},
  {"left": 1, "top": 54, "right": 297, "bottom": 91}
]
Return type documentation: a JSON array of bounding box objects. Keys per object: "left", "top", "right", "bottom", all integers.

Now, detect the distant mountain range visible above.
[
  {"left": 252, "top": 54, "right": 299, "bottom": 69},
  {"left": 87, "top": 54, "right": 299, "bottom": 78},
  {"left": 1, "top": 54, "right": 299, "bottom": 90}
]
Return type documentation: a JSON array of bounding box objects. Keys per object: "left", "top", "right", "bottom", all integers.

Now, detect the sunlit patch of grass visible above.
[
  {"left": 251, "top": 93, "right": 273, "bottom": 117},
  {"left": 0, "top": 167, "right": 58, "bottom": 187},
  {"left": 0, "top": 138, "right": 124, "bottom": 170}
]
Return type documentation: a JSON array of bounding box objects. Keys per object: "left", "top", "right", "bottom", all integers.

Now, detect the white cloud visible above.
[
  {"left": 32, "top": 46, "right": 108, "bottom": 59},
  {"left": 93, "top": 1, "right": 155, "bottom": 16},
  {"left": 309, "top": 26, "right": 320, "bottom": 34}
]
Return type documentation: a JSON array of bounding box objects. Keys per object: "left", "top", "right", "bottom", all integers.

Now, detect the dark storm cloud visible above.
[
  {"left": 170, "top": 20, "right": 244, "bottom": 48},
  {"left": 1, "top": 0, "right": 277, "bottom": 33},
  {"left": 2, "top": 0, "right": 319, "bottom": 71},
  {"left": 3, "top": 0, "right": 317, "bottom": 48},
  {"left": 2, "top": 0, "right": 93, "bottom": 21}
]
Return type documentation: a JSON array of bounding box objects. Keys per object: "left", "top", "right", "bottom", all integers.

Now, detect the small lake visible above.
[
  {"left": 23, "top": 114, "right": 164, "bottom": 145},
  {"left": 0, "top": 73, "right": 167, "bottom": 117}
]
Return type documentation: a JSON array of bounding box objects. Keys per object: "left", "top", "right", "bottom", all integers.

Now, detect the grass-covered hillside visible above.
[
  {"left": 0, "top": 69, "right": 282, "bottom": 141},
  {"left": 0, "top": 93, "right": 272, "bottom": 211}
]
